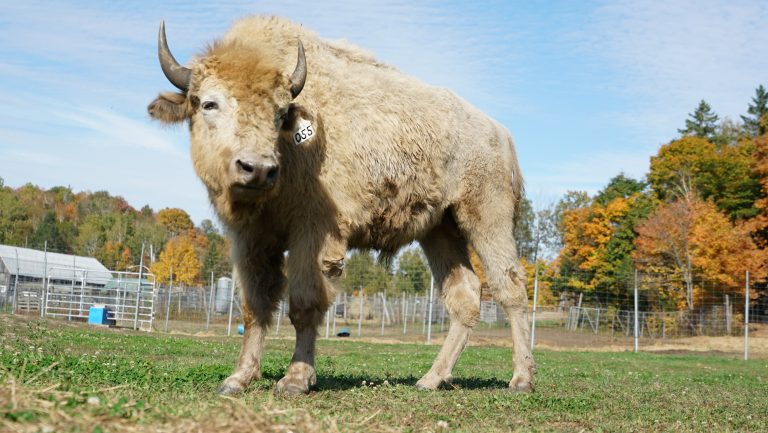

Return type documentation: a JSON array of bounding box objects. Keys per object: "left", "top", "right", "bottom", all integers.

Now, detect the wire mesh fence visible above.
[{"left": 2, "top": 250, "right": 766, "bottom": 359}]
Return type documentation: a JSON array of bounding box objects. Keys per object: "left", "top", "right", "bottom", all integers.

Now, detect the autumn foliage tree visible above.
[
  {"left": 634, "top": 194, "right": 763, "bottom": 311},
  {"left": 521, "top": 258, "right": 557, "bottom": 306},
  {"left": 151, "top": 234, "right": 202, "bottom": 287},
  {"left": 743, "top": 131, "right": 768, "bottom": 246},
  {"left": 649, "top": 136, "right": 760, "bottom": 220},
  {"left": 560, "top": 198, "right": 631, "bottom": 294},
  {"left": 156, "top": 208, "right": 194, "bottom": 237},
  {"left": 100, "top": 240, "right": 132, "bottom": 271},
  {"left": 557, "top": 176, "right": 652, "bottom": 304}
]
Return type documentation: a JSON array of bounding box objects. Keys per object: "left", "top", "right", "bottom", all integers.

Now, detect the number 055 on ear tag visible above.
[{"left": 293, "top": 118, "right": 314, "bottom": 145}]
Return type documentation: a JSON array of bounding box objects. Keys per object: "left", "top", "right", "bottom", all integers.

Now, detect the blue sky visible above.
[{"left": 1, "top": 0, "right": 766, "bottom": 225}]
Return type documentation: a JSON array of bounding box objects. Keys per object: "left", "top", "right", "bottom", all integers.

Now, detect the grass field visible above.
[{"left": 1, "top": 315, "right": 766, "bottom": 432}]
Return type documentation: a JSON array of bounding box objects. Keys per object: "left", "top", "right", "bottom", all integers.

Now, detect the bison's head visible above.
[{"left": 148, "top": 22, "right": 308, "bottom": 213}]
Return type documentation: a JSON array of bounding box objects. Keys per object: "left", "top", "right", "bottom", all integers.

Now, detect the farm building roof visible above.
[{"left": 0, "top": 244, "right": 112, "bottom": 283}]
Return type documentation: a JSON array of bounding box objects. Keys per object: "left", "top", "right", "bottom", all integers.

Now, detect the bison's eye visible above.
[{"left": 202, "top": 101, "right": 219, "bottom": 111}]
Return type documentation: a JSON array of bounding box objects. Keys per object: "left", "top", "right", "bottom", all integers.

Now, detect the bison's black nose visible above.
[{"left": 232, "top": 158, "right": 279, "bottom": 189}]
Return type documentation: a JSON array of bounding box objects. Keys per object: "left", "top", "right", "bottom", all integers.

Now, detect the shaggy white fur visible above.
[{"left": 148, "top": 15, "right": 534, "bottom": 395}]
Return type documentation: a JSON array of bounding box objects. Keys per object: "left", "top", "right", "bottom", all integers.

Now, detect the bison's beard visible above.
[{"left": 209, "top": 183, "right": 280, "bottom": 228}]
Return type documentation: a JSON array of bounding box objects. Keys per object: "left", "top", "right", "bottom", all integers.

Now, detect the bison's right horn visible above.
[
  {"left": 289, "top": 40, "right": 307, "bottom": 99},
  {"left": 158, "top": 21, "right": 191, "bottom": 92}
]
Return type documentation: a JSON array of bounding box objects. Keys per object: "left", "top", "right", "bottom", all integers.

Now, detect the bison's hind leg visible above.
[
  {"left": 454, "top": 199, "right": 535, "bottom": 392},
  {"left": 416, "top": 214, "right": 481, "bottom": 390}
]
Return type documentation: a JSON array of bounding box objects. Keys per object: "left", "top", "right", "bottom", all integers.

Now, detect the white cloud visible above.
[
  {"left": 4, "top": 0, "right": 765, "bottom": 221},
  {"left": 54, "top": 107, "right": 184, "bottom": 155},
  {"left": 0, "top": 0, "right": 534, "bottom": 223},
  {"left": 576, "top": 0, "right": 768, "bottom": 133}
]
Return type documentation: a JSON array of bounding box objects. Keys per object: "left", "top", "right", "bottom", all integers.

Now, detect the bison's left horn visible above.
[
  {"left": 158, "top": 21, "right": 191, "bottom": 92},
  {"left": 289, "top": 40, "right": 307, "bottom": 99}
]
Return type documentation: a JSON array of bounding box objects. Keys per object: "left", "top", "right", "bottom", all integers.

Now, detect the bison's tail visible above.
[{"left": 508, "top": 136, "right": 526, "bottom": 230}]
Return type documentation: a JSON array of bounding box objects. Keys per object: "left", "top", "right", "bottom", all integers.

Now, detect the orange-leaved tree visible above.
[
  {"left": 560, "top": 195, "right": 635, "bottom": 293},
  {"left": 634, "top": 194, "right": 763, "bottom": 310},
  {"left": 156, "top": 208, "right": 194, "bottom": 238},
  {"left": 98, "top": 240, "right": 132, "bottom": 271},
  {"left": 742, "top": 132, "right": 768, "bottom": 246},
  {"left": 151, "top": 234, "right": 202, "bottom": 286},
  {"left": 521, "top": 257, "right": 558, "bottom": 306}
]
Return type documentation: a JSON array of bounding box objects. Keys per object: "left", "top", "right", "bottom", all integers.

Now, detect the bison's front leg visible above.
[
  {"left": 218, "top": 253, "right": 284, "bottom": 395},
  {"left": 274, "top": 251, "right": 335, "bottom": 395}
]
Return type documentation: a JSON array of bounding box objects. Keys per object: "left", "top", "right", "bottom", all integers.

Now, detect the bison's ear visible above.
[
  {"left": 279, "top": 104, "right": 319, "bottom": 146},
  {"left": 147, "top": 91, "right": 193, "bottom": 124}
]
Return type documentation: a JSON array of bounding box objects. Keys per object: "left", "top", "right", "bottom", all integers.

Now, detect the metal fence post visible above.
[
  {"left": 79, "top": 270, "right": 86, "bottom": 317},
  {"left": 332, "top": 294, "right": 338, "bottom": 336},
  {"left": 744, "top": 270, "right": 750, "bottom": 361},
  {"left": 12, "top": 248, "right": 20, "bottom": 315},
  {"left": 426, "top": 275, "right": 434, "bottom": 344},
  {"left": 401, "top": 292, "right": 406, "bottom": 326},
  {"left": 227, "top": 274, "right": 235, "bottom": 336},
  {"left": 530, "top": 266, "right": 539, "bottom": 351},
  {"left": 164, "top": 268, "right": 173, "bottom": 333},
  {"left": 357, "top": 289, "right": 364, "bottom": 337},
  {"left": 634, "top": 269, "right": 639, "bottom": 353},
  {"left": 403, "top": 295, "right": 408, "bottom": 335},
  {"left": 573, "top": 293, "right": 583, "bottom": 330},
  {"left": 206, "top": 272, "right": 214, "bottom": 331},
  {"left": 595, "top": 308, "right": 601, "bottom": 335},
  {"left": 380, "top": 292, "right": 386, "bottom": 336},
  {"left": 133, "top": 243, "right": 145, "bottom": 330},
  {"left": 41, "top": 240, "right": 48, "bottom": 318}
]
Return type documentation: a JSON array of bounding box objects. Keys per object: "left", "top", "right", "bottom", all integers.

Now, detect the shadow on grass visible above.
[{"left": 260, "top": 371, "right": 509, "bottom": 391}]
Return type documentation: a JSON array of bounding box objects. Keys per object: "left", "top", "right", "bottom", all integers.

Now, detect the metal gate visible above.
[{"left": 44, "top": 268, "right": 156, "bottom": 331}]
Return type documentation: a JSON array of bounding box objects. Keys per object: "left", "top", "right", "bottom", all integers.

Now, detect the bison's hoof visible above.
[
  {"left": 508, "top": 376, "right": 534, "bottom": 393},
  {"left": 217, "top": 383, "right": 244, "bottom": 396},
  {"left": 415, "top": 372, "right": 448, "bottom": 391},
  {"left": 415, "top": 382, "right": 435, "bottom": 391},
  {"left": 274, "top": 375, "right": 313, "bottom": 396}
]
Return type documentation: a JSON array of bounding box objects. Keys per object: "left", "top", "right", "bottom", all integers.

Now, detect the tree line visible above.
[
  {"left": 0, "top": 179, "right": 433, "bottom": 293},
  {"left": 2, "top": 85, "right": 765, "bottom": 304},
  {"left": 0, "top": 183, "right": 231, "bottom": 287},
  {"left": 514, "top": 85, "right": 768, "bottom": 312}
]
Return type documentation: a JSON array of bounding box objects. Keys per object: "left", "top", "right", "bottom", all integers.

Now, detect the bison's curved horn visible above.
[
  {"left": 289, "top": 40, "right": 307, "bottom": 99},
  {"left": 158, "top": 21, "right": 191, "bottom": 92}
]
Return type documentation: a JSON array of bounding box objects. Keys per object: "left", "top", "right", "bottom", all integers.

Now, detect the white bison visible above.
[{"left": 148, "top": 16, "right": 534, "bottom": 395}]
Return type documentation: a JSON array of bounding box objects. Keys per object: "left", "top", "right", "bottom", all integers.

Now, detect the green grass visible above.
[{"left": 1, "top": 316, "right": 766, "bottom": 432}]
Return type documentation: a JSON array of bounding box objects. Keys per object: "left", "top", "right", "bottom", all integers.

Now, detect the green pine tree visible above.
[
  {"left": 741, "top": 85, "right": 768, "bottom": 137},
  {"left": 593, "top": 173, "right": 647, "bottom": 206},
  {"left": 678, "top": 100, "right": 719, "bottom": 140}
]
